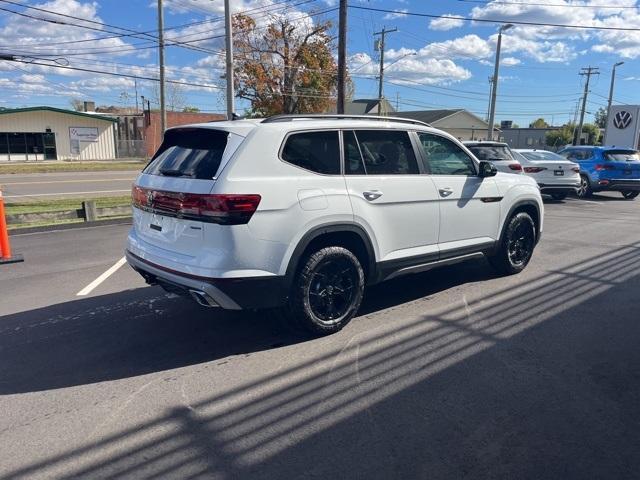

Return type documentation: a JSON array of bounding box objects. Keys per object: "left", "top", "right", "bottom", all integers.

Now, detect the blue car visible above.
[{"left": 557, "top": 146, "right": 640, "bottom": 200}]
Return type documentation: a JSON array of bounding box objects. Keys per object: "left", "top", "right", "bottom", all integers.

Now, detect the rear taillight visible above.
[
  {"left": 132, "top": 186, "right": 261, "bottom": 225},
  {"left": 571, "top": 167, "right": 580, "bottom": 173},
  {"left": 595, "top": 164, "right": 615, "bottom": 171},
  {"left": 523, "top": 166, "right": 546, "bottom": 173},
  {"left": 508, "top": 164, "right": 523, "bottom": 171}
]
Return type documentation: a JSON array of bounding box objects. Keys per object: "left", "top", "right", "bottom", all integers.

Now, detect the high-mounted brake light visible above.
[
  {"left": 595, "top": 164, "right": 615, "bottom": 171},
  {"left": 508, "top": 164, "right": 523, "bottom": 171},
  {"left": 523, "top": 166, "right": 546, "bottom": 173},
  {"left": 132, "top": 186, "right": 261, "bottom": 225}
]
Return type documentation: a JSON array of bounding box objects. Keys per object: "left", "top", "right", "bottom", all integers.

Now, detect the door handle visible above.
[
  {"left": 363, "top": 190, "right": 383, "bottom": 201},
  {"left": 439, "top": 187, "right": 453, "bottom": 197}
]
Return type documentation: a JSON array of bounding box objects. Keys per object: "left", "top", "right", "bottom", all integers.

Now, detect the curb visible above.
[{"left": 9, "top": 217, "right": 132, "bottom": 235}]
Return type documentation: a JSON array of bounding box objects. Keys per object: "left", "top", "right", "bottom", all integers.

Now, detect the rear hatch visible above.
[
  {"left": 132, "top": 127, "right": 253, "bottom": 257},
  {"left": 601, "top": 150, "right": 640, "bottom": 178}
]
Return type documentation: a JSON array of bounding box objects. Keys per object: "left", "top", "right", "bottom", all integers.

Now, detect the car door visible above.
[
  {"left": 417, "top": 132, "right": 501, "bottom": 257},
  {"left": 343, "top": 129, "right": 440, "bottom": 263}
]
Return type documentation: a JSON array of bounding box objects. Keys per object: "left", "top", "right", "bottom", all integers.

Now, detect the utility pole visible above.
[
  {"left": 134, "top": 78, "right": 139, "bottom": 113},
  {"left": 574, "top": 66, "right": 600, "bottom": 146},
  {"left": 224, "top": 0, "right": 235, "bottom": 119},
  {"left": 374, "top": 26, "right": 397, "bottom": 115},
  {"left": 337, "top": 0, "right": 347, "bottom": 114},
  {"left": 486, "top": 76, "right": 493, "bottom": 122},
  {"left": 607, "top": 61, "right": 624, "bottom": 117},
  {"left": 487, "top": 23, "right": 513, "bottom": 141},
  {"left": 157, "top": 0, "right": 167, "bottom": 136}
]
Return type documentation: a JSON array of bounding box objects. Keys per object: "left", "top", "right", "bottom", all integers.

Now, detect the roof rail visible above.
[{"left": 262, "top": 114, "right": 431, "bottom": 128}]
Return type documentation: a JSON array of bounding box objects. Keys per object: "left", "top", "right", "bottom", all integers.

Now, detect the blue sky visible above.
[{"left": 1, "top": 0, "right": 639, "bottom": 125}]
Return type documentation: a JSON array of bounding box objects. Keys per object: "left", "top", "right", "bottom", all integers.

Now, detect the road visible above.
[
  {"left": 0, "top": 171, "right": 139, "bottom": 202},
  {"left": 1, "top": 194, "right": 639, "bottom": 479}
]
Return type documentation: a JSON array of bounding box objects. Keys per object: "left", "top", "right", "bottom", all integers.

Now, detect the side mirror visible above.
[{"left": 478, "top": 160, "right": 498, "bottom": 178}]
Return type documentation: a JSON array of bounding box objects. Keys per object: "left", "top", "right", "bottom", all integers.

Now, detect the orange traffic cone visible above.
[{"left": 0, "top": 187, "right": 24, "bottom": 265}]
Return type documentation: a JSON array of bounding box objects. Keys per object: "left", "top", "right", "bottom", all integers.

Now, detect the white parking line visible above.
[{"left": 77, "top": 257, "right": 127, "bottom": 296}]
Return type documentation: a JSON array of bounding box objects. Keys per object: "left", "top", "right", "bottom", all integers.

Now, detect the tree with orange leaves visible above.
[{"left": 233, "top": 12, "right": 341, "bottom": 116}]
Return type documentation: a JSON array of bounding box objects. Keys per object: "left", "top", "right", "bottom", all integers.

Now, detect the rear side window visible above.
[
  {"left": 347, "top": 130, "right": 419, "bottom": 175},
  {"left": 604, "top": 150, "right": 640, "bottom": 161},
  {"left": 145, "top": 128, "right": 229, "bottom": 179},
  {"left": 281, "top": 131, "right": 340, "bottom": 175},
  {"left": 467, "top": 145, "right": 513, "bottom": 161},
  {"left": 565, "top": 149, "right": 593, "bottom": 161},
  {"left": 419, "top": 133, "right": 476, "bottom": 175}
]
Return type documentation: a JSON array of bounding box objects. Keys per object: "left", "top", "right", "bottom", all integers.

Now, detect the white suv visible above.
[{"left": 126, "top": 115, "right": 543, "bottom": 335}]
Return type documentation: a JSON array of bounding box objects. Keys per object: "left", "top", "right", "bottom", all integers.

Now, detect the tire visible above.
[
  {"left": 621, "top": 191, "right": 639, "bottom": 200},
  {"left": 279, "top": 246, "right": 365, "bottom": 336},
  {"left": 488, "top": 212, "right": 536, "bottom": 275},
  {"left": 576, "top": 174, "right": 592, "bottom": 198},
  {"left": 551, "top": 192, "right": 567, "bottom": 201}
]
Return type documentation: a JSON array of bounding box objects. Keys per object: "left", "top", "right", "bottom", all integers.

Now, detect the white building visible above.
[{"left": 0, "top": 106, "right": 117, "bottom": 161}]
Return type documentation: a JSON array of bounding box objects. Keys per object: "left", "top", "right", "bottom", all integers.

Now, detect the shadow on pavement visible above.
[
  {"left": 0, "top": 260, "right": 493, "bottom": 394},
  {"left": 3, "top": 243, "right": 640, "bottom": 479}
]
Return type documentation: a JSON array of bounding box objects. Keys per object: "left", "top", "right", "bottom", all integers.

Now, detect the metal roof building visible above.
[{"left": 0, "top": 106, "right": 117, "bottom": 162}]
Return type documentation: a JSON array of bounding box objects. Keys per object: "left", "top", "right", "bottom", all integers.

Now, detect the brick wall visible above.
[{"left": 144, "top": 111, "right": 225, "bottom": 157}]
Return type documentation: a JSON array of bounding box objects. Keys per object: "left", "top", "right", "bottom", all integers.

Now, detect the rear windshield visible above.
[
  {"left": 604, "top": 150, "right": 640, "bottom": 162},
  {"left": 144, "top": 128, "right": 229, "bottom": 179},
  {"left": 520, "top": 151, "right": 564, "bottom": 161},
  {"left": 467, "top": 145, "right": 514, "bottom": 161}
]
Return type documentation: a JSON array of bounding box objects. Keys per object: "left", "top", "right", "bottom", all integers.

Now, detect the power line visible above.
[
  {"left": 349, "top": 4, "right": 640, "bottom": 31},
  {"left": 458, "top": 0, "right": 640, "bottom": 9}
]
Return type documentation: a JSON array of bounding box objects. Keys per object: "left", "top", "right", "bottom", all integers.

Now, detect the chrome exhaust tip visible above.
[{"left": 189, "top": 289, "right": 219, "bottom": 308}]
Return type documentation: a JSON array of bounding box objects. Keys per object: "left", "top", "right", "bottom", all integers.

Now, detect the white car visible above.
[
  {"left": 512, "top": 149, "right": 581, "bottom": 201},
  {"left": 126, "top": 115, "right": 543, "bottom": 335},
  {"left": 463, "top": 141, "right": 523, "bottom": 174}
]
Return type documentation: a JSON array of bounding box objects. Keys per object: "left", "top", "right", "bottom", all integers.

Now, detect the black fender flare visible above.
[
  {"left": 284, "top": 223, "right": 377, "bottom": 289},
  {"left": 494, "top": 200, "right": 542, "bottom": 253}
]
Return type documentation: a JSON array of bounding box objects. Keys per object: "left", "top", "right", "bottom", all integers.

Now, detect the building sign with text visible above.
[{"left": 69, "top": 127, "right": 99, "bottom": 142}]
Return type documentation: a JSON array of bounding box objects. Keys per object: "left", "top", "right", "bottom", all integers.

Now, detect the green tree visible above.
[
  {"left": 530, "top": 118, "right": 549, "bottom": 128},
  {"left": 182, "top": 106, "right": 200, "bottom": 113},
  {"left": 582, "top": 123, "right": 600, "bottom": 144},
  {"left": 546, "top": 124, "right": 574, "bottom": 148},
  {"left": 594, "top": 107, "right": 607, "bottom": 129}
]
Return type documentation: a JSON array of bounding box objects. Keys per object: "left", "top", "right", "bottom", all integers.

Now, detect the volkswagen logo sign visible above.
[{"left": 613, "top": 110, "right": 633, "bottom": 129}]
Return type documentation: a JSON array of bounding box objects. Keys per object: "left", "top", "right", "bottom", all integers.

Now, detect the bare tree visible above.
[{"left": 151, "top": 82, "right": 187, "bottom": 112}]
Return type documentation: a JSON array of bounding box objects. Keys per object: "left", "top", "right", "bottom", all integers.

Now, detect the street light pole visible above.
[
  {"left": 487, "top": 23, "right": 513, "bottom": 141},
  {"left": 607, "top": 61, "right": 624, "bottom": 118}
]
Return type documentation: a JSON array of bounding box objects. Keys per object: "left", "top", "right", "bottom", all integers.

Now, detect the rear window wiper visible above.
[{"left": 159, "top": 168, "right": 187, "bottom": 177}]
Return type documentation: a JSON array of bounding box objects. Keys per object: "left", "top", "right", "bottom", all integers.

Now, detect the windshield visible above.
[
  {"left": 520, "top": 151, "right": 565, "bottom": 161},
  {"left": 604, "top": 150, "right": 640, "bottom": 162},
  {"left": 144, "top": 128, "right": 229, "bottom": 179},
  {"left": 467, "top": 145, "right": 514, "bottom": 161}
]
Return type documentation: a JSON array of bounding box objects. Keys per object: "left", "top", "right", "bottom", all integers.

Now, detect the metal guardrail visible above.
[{"left": 7, "top": 201, "right": 132, "bottom": 227}]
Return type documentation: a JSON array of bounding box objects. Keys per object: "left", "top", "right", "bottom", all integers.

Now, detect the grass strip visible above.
[
  {"left": 6, "top": 195, "right": 131, "bottom": 215},
  {"left": 0, "top": 161, "right": 145, "bottom": 174}
]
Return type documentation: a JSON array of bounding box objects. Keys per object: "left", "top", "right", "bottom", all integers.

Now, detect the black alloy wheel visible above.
[{"left": 622, "top": 191, "right": 639, "bottom": 200}]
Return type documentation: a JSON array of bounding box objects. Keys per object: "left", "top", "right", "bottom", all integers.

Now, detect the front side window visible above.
[
  {"left": 281, "top": 130, "right": 340, "bottom": 175},
  {"left": 419, "top": 133, "right": 476, "bottom": 176},
  {"left": 145, "top": 128, "right": 229, "bottom": 179},
  {"left": 348, "top": 130, "right": 419, "bottom": 175}
]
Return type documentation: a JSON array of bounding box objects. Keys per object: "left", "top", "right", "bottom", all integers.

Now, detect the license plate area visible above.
[{"left": 554, "top": 170, "right": 564, "bottom": 176}]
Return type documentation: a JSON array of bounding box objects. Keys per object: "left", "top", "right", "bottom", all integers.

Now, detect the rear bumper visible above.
[
  {"left": 538, "top": 183, "right": 579, "bottom": 194},
  {"left": 125, "top": 250, "right": 287, "bottom": 310},
  {"left": 595, "top": 179, "right": 640, "bottom": 191}
]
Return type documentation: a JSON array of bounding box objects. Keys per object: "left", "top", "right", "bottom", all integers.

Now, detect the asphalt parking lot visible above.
[{"left": 1, "top": 193, "right": 639, "bottom": 479}]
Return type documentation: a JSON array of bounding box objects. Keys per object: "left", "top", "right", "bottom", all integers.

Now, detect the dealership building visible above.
[{"left": 0, "top": 106, "right": 117, "bottom": 161}]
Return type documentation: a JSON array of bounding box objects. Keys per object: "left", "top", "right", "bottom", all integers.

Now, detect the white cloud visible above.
[
  {"left": 429, "top": 15, "right": 464, "bottom": 31},
  {"left": 383, "top": 9, "right": 408, "bottom": 20},
  {"left": 501, "top": 57, "right": 521, "bottom": 66}
]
